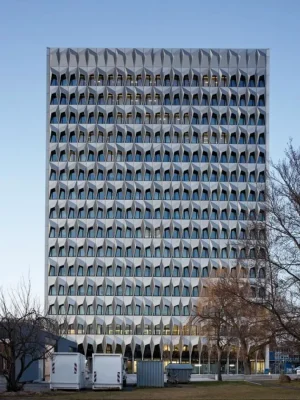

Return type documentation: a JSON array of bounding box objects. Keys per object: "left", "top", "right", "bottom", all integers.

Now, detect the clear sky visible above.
[{"left": 0, "top": 0, "right": 299, "bottom": 304}]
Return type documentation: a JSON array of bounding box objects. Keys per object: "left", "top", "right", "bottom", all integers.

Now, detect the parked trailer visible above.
[
  {"left": 92, "top": 354, "right": 126, "bottom": 390},
  {"left": 50, "top": 352, "right": 86, "bottom": 390},
  {"left": 137, "top": 361, "right": 164, "bottom": 387},
  {"left": 166, "top": 363, "right": 193, "bottom": 384}
]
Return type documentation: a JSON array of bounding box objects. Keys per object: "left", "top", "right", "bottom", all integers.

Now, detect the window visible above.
[
  {"left": 201, "top": 94, "right": 208, "bottom": 106},
  {"left": 249, "top": 75, "right": 255, "bottom": 87},
  {"left": 248, "top": 94, "right": 255, "bottom": 106},
  {"left": 258, "top": 95, "right": 265, "bottom": 106},
  {"left": 249, "top": 190, "right": 256, "bottom": 201},
  {"left": 230, "top": 113, "right": 237, "bottom": 125},
  {"left": 143, "top": 285, "right": 151, "bottom": 297},
  {"left": 172, "top": 74, "right": 179, "bottom": 86},
  {"left": 249, "top": 114, "right": 255, "bottom": 125},
  {"left": 77, "top": 305, "right": 84, "bottom": 315},
  {"left": 201, "top": 228, "right": 208, "bottom": 239},
  {"left": 259, "top": 191, "right": 265, "bottom": 201},
  {"left": 239, "top": 113, "right": 246, "bottom": 125},
  {"left": 49, "top": 285, "right": 56, "bottom": 295},
  {"left": 258, "top": 114, "right": 265, "bottom": 125},
  {"left": 248, "top": 152, "right": 255, "bottom": 163},
  {"left": 248, "top": 133, "right": 255, "bottom": 144},
  {"left": 230, "top": 190, "right": 237, "bottom": 201},
  {"left": 230, "top": 209, "right": 237, "bottom": 220},
  {"left": 202, "top": 75, "right": 209, "bottom": 86},
  {"left": 211, "top": 113, "right": 218, "bottom": 124},
  {"left": 220, "top": 228, "right": 228, "bottom": 239},
  {"left": 221, "top": 209, "right": 228, "bottom": 219},
  {"left": 239, "top": 94, "right": 246, "bottom": 106},
  {"left": 69, "top": 113, "right": 76, "bottom": 124},
  {"left": 191, "top": 113, "right": 198, "bottom": 124},
  {"left": 259, "top": 268, "right": 266, "bottom": 278},
  {"left": 220, "top": 190, "right": 228, "bottom": 201},
  {"left": 51, "top": 74, "right": 58, "bottom": 86},
  {"left": 60, "top": 74, "right": 68, "bottom": 86},
  {"left": 95, "top": 304, "right": 103, "bottom": 316},
  {"left": 230, "top": 75, "right": 237, "bottom": 87},
  {"left": 258, "top": 133, "right": 265, "bottom": 144},
  {"left": 104, "top": 304, "right": 113, "bottom": 315},
  {"left": 220, "top": 171, "right": 227, "bottom": 182},
  {"left": 50, "top": 112, "right": 58, "bottom": 124},
  {"left": 211, "top": 94, "right": 218, "bottom": 106},
  {"left": 58, "top": 305, "right": 66, "bottom": 315},
  {"left": 250, "top": 268, "right": 256, "bottom": 278},
  {"left": 189, "top": 74, "right": 198, "bottom": 87},
  {"left": 220, "top": 113, "right": 227, "bottom": 124},
  {"left": 50, "top": 131, "right": 57, "bottom": 143},
  {"left": 220, "top": 94, "right": 227, "bottom": 105},
  {"left": 50, "top": 170, "right": 57, "bottom": 181},
  {"left": 230, "top": 229, "right": 237, "bottom": 239},
  {"left": 211, "top": 75, "right": 218, "bottom": 86},
  {"left": 258, "top": 171, "right": 265, "bottom": 182},
  {"left": 258, "top": 75, "right": 265, "bottom": 87},
  {"left": 50, "top": 93, "right": 58, "bottom": 105},
  {"left": 67, "top": 305, "right": 74, "bottom": 315},
  {"left": 220, "top": 152, "right": 228, "bottom": 163},
  {"left": 230, "top": 94, "right": 237, "bottom": 106},
  {"left": 239, "top": 75, "right": 246, "bottom": 87},
  {"left": 173, "top": 286, "right": 180, "bottom": 296},
  {"left": 163, "top": 74, "right": 170, "bottom": 86},
  {"left": 240, "top": 209, "right": 247, "bottom": 220}
]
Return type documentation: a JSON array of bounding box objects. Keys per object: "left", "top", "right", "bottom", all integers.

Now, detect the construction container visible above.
[
  {"left": 166, "top": 364, "right": 193, "bottom": 383},
  {"left": 92, "top": 354, "right": 125, "bottom": 390},
  {"left": 50, "top": 352, "right": 87, "bottom": 390},
  {"left": 137, "top": 361, "right": 164, "bottom": 387}
]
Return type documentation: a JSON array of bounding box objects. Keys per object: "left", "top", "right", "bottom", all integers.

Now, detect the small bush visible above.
[{"left": 279, "top": 374, "right": 291, "bottom": 383}]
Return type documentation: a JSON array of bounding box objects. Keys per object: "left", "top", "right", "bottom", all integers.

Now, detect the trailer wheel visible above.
[{"left": 123, "top": 379, "right": 127, "bottom": 387}]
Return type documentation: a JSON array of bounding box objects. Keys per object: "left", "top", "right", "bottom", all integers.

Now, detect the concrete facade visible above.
[{"left": 46, "top": 48, "right": 269, "bottom": 372}]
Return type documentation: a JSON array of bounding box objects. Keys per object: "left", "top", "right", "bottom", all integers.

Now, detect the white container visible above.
[
  {"left": 50, "top": 352, "right": 87, "bottom": 390},
  {"left": 92, "top": 354, "right": 125, "bottom": 390}
]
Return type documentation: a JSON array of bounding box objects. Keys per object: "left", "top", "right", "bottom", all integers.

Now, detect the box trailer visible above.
[
  {"left": 92, "top": 354, "right": 126, "bottom": 390},
  {"left": 166, "top": 364, "right": 193, "bottom": 383},
  {"left": 137, "top": 361, "right": 164, "bottom": 387},
  {"left": 50, "top": 352, "right": 86, "bottom": 390}
]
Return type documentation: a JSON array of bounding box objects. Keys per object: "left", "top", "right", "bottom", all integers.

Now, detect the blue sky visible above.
[{"left": 0, "top": 0, "right": 299, "bottom": 303}]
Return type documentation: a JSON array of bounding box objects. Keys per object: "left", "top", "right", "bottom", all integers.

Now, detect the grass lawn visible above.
[{"left": 2, "top": 381, "right": 300, "bottom": 400}]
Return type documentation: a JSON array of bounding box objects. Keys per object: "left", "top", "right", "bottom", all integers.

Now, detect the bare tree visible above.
[
  {"left": 192, "top": 274, "right": 276, "bottom": 376},
  {"left": 191, "top": 284, "right": 233, "bottom": 381},
  {"left": 191, "top": 142, "right": 300, "bottom": 376},
  {"left": 236, "top": 141, "right": 300, "bottom": 346},
  {"left": 0, "top": 277, "right": 64, "bottom": 392}
]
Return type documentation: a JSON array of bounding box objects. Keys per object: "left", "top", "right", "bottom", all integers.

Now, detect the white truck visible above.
[
  {"left": 50, "top": 352, "right": 87, "bottom": 390},
  {"left": 92, "top": 354, "right": 127, "bottom": 390}
]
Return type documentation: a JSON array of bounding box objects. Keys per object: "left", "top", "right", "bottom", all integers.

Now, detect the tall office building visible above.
[{"left": 46, "top": 48, "right": 269, "bottom": 372}]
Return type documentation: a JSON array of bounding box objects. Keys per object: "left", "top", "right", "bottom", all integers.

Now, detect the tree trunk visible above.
[
  {"left": 216, "top": 348, "right": 222, "bottom": 381},
  {"left": 240, "top": 342, "right": 251, "bottom": 375},
  {"left": 243, "top": 356, "right": 251, "bottom": 375},
  {"left": 5, "top": 355, "right": 23, "bottom": 391},
  {"left": 7, "top": 361, "right": 17, "bottom": 392}
]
